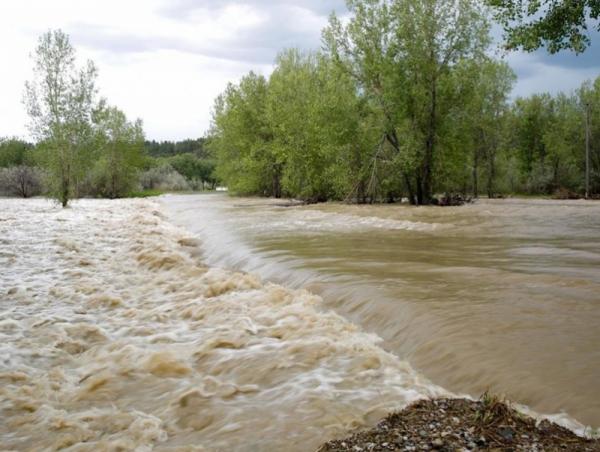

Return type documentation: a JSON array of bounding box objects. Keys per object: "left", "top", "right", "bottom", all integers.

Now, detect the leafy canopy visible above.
[{"left": 486, "top": 0, "right": 600, "bottom": 53}]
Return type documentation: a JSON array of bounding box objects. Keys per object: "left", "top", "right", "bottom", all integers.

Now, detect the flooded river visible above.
[
  {"left": 0, "top": 198, "right": 443, "bottom": 451},
  {"left": 1, "top": 195, "right": 598, "bottom": 451},
  {"left": 162, "top": 194, "right": 600, "bottom": 430}
]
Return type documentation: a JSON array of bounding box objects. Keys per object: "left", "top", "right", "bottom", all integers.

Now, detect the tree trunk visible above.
[
  {"left": 553, "top": 157, "right": 560, "bottom": 190},
  {"left": 472, "top": 148, "right": 479, "bottom": 198},
  {"left": 402, "top": 173, "right": 415, "bottom": 205},
  {"left": 416, "top": 175, "right": 424, "bottom": 205},
  {"left": 272, "top": 163, "right": 282, "bottom": 198},
  {"left": 61, "top": 180, "right": 69, "bottom": 207},
  {"left": 61, "top": 162, "right": 70, "bottom": 208},
  {"left": 487, "top": 152, "right": 496, "bottom": 199},
  {"left": 422, "top": 78, "right": 437, "bottom": 205},
  {"left": 357, "top": 179, "right": 366, "bottom": 204}
]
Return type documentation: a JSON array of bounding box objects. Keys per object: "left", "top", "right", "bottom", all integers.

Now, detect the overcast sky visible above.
[{"left": 1, "top": 1, "right": 599, "bottom": 141}]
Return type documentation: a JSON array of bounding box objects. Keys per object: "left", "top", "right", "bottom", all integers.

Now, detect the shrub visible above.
[
  {"left": 0, "top": 165, "right": 43, "bottom": 198},
  {"left": 139, "top": 164, "right": 190, "bottom": 191}
]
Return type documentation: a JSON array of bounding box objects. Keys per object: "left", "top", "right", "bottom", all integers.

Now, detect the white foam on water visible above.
[{"left": 0, "top": 198, "right": 446, "bottom": 451}]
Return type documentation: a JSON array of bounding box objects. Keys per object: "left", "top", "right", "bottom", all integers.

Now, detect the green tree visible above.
[
  {"left": 144, "top": 138, "right": 208, "bottom": 158},
  {"left": 167, "top": 153, "right": 217, "bottom": 189},
  {"left": 0, "top": 138, "right": 33, "bottom": 168},
  {"left": 462, "top": 60, "right": 516, "bottom": 198},
  {"left": 90, "top": 105, "right": 145, "bottom": 198},
  {"left": 210, "top": 72, "right": 281, "bottom": 196},
  {"left": 325, "top": 0, "right": 491, "bottom": 204},
  {"left": 267, "top": 50, "right": 369, "bottom": 202},
  {"left": 541, "top": 93, "right": 583, "bottom": 192},
  {"left": 511, "top": 94, "right": 555, "bottom": 192},
  {"left": 578, "top": 77, "right": 600, "bottom": 195},
  {"left": 24, "top": 29, "right": 98, "bottom": 207},
  {"left": 486, "top": 0, "right": 600, "bottom": 53}
]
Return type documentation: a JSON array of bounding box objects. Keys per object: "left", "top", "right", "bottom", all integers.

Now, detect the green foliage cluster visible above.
[
  {"left": 144, "top": 138, "right": 208, "bottom": 158},
  {"left": 486, "top": 0, "right": 600, "bottom": 53},
  {"left": 0, "top": 138, "right": 34, "bottom": 168},
  {"left": 209, "top": 0, "right": 600, "bottom": 203},
  {"left": 20, "top": 30, "right": 149, "bottom": 205},
  {"left": 162, "top": 153, "right": 218, "bottom": 190},
  {"left": 0, "top": 138, "right": 43, "bottom": 197},
  {"left": 86, "top": 105, "right": 146, "bottom": 199},
  {"left": 16, "top": 30, "right": 217, "bottom": 203},
  {"left": 507, "top": 78, "right": 600, "bottom": 195},
  {"left": 211, "top": 50, "right": 370, "bottom": 201},
  {"left": 140, "top": 139, "right": 218, "bottom": 190}
]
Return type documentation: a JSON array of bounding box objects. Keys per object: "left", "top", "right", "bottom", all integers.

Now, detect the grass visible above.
[{"left": 473, "top": 391, "right": 520, "bottom": 428}]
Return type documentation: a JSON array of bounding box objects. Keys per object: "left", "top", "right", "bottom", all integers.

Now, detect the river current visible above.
[
  {"left": 1, "top": 198, "right": 443, "bottom": 451},
  {"left": 1, "top": 195, "right": 598, "bottom": 451},
  {"left": 161, "top": 194, "right": 600, "bottom": 431}
]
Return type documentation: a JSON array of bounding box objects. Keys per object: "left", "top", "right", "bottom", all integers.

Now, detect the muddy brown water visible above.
[
  {"left": 162, "top": 194, "right": 600, "bottom": 430},
  {"left": 0, "top": 198, "right": 442, "bottom": 451},
  {"left": 1, "top": 195, "right": 598, "bottom": 451}
]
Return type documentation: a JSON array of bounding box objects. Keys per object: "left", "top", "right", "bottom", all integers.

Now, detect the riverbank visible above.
[{"left": 318, "top": 396, "right": 600, "bottom": 451}]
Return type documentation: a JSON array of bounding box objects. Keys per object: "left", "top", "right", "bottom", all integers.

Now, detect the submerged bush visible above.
[
  {"left": 139, "top": 164, "right": 190, "bottom": 191},
  {"left": 0, "top": 165, "right": 43, "bottom": 198},
  {"left": 85, "top": 158, "right": 140, "bottom": 199}
]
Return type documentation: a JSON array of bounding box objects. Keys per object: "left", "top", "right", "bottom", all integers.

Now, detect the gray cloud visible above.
[
  {"left": 69, "top": 24, "right": 277, "bottom": 64},
  {"left": 70, "top": 1, "right": 600, "bottom": 82},
  {"left": 533, "top": 40, "right": 600, "bottom": 70},
  {"left": 4, "top": 0, "right": 598, "bottom": 140},
  {"left": 159, "top": 0, "right": 347, "bottom": 20},
  {"left": 69, "top": 1, "right": 348, "bottom": 65}
]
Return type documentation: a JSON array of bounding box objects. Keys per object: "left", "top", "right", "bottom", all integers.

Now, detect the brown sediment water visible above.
[
  {"left": 0, "top": 198, "right": 444, "bottom": 451},
  {"left": 161, "top": 194, "right": 600, "bottom": 431}
]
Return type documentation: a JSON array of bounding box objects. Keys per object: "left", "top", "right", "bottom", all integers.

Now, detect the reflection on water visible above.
[
  {"left": 163, "top": 194, "right": 600, "bottom": 428},
  {"left": 0, "top": 198, "right": 443, "bottom": 451}
]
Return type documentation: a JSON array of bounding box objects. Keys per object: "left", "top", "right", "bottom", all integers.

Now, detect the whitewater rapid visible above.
[{"left": 0, "top": 198, "right": 446, "bottom": 451}]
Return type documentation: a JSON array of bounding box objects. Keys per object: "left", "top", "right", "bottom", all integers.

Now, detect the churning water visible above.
[
  {"left": 161, "top": 194, "right": 600, "bottom": 432},
  {"left": 1, "top": 198, "right": 446, "bottom": 451}
]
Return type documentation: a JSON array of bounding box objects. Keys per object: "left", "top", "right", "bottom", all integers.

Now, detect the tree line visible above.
[
  {"left": 209, "top": 0, "right": 599, "bottom": 204},
  {"left": 0, "top": 134, "right": 218, "bottom": 199},
  {"left": 0, "top": 30, "right": 218, "bottom": 204}
]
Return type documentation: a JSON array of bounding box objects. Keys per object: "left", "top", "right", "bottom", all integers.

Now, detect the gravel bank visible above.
[{"left": 318, "top": 397, "right": 599, "bottom": 451}]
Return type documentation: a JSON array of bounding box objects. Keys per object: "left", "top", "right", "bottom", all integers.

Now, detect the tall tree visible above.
[
  {"left": 210, "top": 72, "right": 281, "bottom": 196},
  {"left": 464, "top": 60, "right": 516, "bottom": 198},
  {"left": 324, "top": 0, "right": 491, "bottom": 204},
  {"left": 511, "top": 94, "right": 555, "bottom": 192},
  {"left": 486, "top": 0, "right": 600, "bottom": 53},
  {"left": 540, "top": 93, "right": 582, "bottom": 192},
  {"left": 578, "top": 78, "right": 600, "bottom": 195},
  {"left": 267, "top": 50, "right": 369, "bottom": 202},
  {"left": 24, "top": 29, "right": 98, "bottom": 207},
  {"left": 91, "top": 104, "right": 145, "bottom": 199}
]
